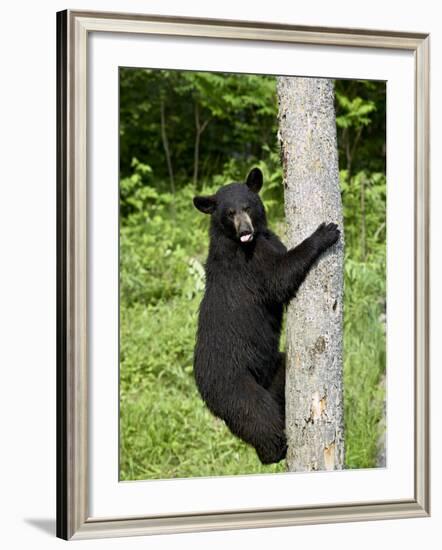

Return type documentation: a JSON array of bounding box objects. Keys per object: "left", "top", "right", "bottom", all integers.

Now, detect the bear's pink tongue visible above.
[{"left": 240, "top": 234, "right": 253, "bottom": 242}]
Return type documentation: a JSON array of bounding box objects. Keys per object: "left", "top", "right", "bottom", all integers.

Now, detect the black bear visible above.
[{"left": 193, "top": 168, "right": 340, "bottom": 464}]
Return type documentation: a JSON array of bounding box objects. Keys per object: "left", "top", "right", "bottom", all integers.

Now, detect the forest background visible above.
[{"left": 118, "top": 69, "right": 386, "bottom": 480}]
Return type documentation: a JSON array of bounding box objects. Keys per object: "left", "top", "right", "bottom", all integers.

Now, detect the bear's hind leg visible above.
[
  {"left": 223, "top": 374, "right": 287, "bottom": 465},
  {"left": 268, "top": 352, "right": 286, "bottom": 418}
]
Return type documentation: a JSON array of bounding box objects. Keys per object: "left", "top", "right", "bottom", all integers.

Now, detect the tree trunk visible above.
[
  {"left": 277, "top": 77, "right": 345, "bottom": 472},
  {"left": 193, "top": 102, "right": 210, "bottom": 188},
  {"left": 159, "top": 97, "right": 175, "bottom": 196}
]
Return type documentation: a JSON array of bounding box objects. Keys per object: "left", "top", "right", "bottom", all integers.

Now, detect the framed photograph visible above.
[{"left": 56, "top": 9, "right": 430, "bottom": 540}]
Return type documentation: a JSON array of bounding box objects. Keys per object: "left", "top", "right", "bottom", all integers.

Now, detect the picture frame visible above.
[{"left": 56, "top": 9, "right": 430, "bottom": 540}]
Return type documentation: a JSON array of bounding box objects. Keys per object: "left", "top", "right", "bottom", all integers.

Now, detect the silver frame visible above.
[{"left": 56, "top": 9, "right": 430, "bottom": 540}]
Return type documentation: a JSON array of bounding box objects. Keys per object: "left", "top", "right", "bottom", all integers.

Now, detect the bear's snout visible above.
[{"left": 234, "top": 211, "right": 254, "bottom": 243}]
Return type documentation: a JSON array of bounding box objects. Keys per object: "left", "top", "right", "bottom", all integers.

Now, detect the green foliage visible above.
[
  {"left": 340, "top": 170, "right": 386, "bottom": 261},
  {"left": 335, "top": 80, "right": 386, "bottom": 177},
  {"left": 343, "top": 258, "right": 386, "bottom": 468},
  {"left": 119, "top": 70, "right": 386, "bottom": 479},
  {"left": 120, "top": 179, "right": 213, "bottom": 306},
  {"left": 339, "top": 168, "right": 386, "bottom": 469},
  {"left": 336, "top": 94, "right": 376, "bottom": 129},
  {"left": 119, "top": 68, "right": 278, "bottom": 185}
]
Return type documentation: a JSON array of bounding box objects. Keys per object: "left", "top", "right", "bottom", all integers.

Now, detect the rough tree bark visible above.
[{"left": 277, "top": 77, "right": 345, "bottom": 472}]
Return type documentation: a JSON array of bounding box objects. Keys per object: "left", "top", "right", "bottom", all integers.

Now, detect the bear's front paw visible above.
[{"left": 314, "top": 222, "right": 340, "bottom": 250}]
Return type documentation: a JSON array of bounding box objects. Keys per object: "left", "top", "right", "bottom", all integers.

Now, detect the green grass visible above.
[
  {"left": 119, "top": 184, "right": 386, "bottom": 481},
  {"left": 120, "top": 298, "right": 285, "bottom": 479},
  {"left": 343, "top": 259, "right": 386, "bottom": 468}
]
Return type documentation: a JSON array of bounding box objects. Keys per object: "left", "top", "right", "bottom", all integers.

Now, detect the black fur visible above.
[{"left": 193, "top": 168, "right": 340, "bottom": 464}]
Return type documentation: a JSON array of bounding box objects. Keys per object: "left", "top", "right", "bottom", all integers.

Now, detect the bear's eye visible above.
[
  {"left": 244, "top": 206, "right": 251, "bottom": 213},
  {"left": 227, "top": 209, "right": 235, "bottom": 218}
]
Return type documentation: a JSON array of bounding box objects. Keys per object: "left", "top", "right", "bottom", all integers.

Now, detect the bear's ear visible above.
[
  {"left": 246, "top": 167, "right": 263, "bottom": 193},
  {"left": 193, "top": 195, "right": 217, "bottom": 214}
]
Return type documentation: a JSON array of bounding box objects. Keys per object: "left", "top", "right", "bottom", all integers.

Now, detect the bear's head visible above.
[{"left": 193, "top": 168, "right": 267, "bottom": 244}]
